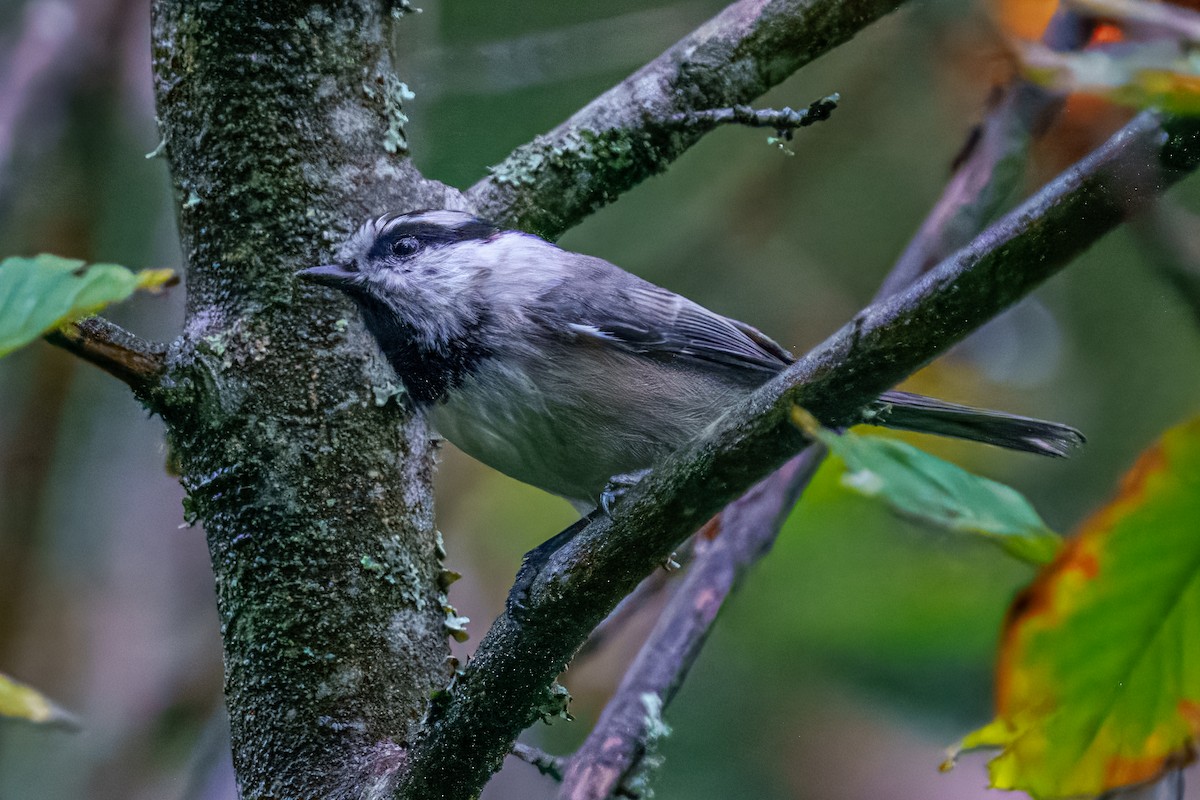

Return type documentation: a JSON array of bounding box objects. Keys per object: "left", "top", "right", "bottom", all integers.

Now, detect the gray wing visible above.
[{"left": 531, "top": 254, "right": 793, "bottom": 377}]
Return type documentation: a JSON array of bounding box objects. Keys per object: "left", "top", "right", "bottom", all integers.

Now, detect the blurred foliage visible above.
[
  {"left": 1019, "top": 0, "right": 1200, "bottom": 115},
  {"left": 2, "top": 0, "right": 1200, "bottom": 799},
  {"left": 0, "top": 671, "right": 74, "bottom": 728},
  {"left": 0, "top": 254, "right": 173, "bottom": 357},
  {"left": 952, "top": 416, "right": 1200, "bottom": 799}
]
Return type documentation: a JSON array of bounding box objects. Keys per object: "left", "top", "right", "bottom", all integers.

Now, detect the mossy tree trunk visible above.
[{"left": 149, "top": 3, "right": 461, "bottom": 795}]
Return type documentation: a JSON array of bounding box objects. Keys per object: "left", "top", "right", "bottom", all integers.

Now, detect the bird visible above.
[{"left": 298, "top": 209, "right": 1082, "bottom": 583}]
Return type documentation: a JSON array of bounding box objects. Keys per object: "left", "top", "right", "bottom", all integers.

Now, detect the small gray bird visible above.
[{"left": 299, "top": 209, "right": 1082, "bottom": 515}]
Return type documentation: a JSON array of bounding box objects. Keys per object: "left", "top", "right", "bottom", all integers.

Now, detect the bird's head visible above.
[{"left": 298, "top": 209, "right": 504, "bottom": 351}]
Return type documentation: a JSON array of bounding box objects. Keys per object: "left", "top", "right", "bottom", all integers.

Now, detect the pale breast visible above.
[{"left": 426, "top": 344, "right": 756, "bottom": 508}]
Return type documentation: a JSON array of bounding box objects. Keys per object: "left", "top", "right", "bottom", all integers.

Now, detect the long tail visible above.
[{"left": 865, "top": 390, "right": 1085, "bottom": 457}]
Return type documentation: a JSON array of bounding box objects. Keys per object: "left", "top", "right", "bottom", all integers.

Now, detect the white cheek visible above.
[{"left": 367, "top": 257, "right": 475, "bottom": 346}]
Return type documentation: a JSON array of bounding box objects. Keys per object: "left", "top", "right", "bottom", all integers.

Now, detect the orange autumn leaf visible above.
[{"left": 945, "top": 416, "right": 1200, "bottom": 799}]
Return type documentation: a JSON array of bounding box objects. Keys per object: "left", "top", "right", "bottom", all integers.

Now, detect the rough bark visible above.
[{"left": 149, "top": 3, "right": 462, "bottom": 796}]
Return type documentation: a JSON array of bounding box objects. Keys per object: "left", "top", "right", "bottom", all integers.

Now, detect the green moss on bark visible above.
[{"left": 151, "top": 2, "right": 462, "bottom": 796}]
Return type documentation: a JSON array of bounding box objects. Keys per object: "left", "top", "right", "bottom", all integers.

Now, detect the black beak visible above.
[{"left": 296, "top": 264, "right": 356, "bottom": 287}]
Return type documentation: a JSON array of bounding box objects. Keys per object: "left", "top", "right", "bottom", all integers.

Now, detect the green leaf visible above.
[
  {"left": 792, "top": 407, "right": 1061, "bottom": 564},
  {"left": 0, "top": 672, "right": 75, "bottom": 728},
  {"left": 0, "top": 254, "right": 174, "bottom": 358},
  {"left": 946, "top": 415, "right": 1200, "bottom": 799}
]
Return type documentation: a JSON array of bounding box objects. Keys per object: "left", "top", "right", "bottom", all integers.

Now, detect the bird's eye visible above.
[{"left": 391, "top": 236, "right": 421, "bottom": 258}]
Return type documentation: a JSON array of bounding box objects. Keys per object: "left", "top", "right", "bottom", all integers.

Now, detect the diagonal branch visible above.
[
  {"left": 558, "top": 448, "right": 825, "bottom": 800},
  {"left": 544, "top": 13, "right": 1094, "bottom": 796},
  {"left": 45, "top": 317, "right": 167, "bottom": 398},
  {"left": 465, "top": 0, "right": 910, "bottom": 239},
  {"left": 398, "top": 110, "right": 1200, "bottom": 800}
]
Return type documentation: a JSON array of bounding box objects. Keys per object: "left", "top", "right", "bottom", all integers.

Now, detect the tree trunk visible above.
[{"left": 149, "top": 2, "right": 460, "bottom": 795}]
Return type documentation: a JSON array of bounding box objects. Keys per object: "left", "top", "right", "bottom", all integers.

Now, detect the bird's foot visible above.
[{"left": 600, "top": 469, "right": 652, "bottom": 516}]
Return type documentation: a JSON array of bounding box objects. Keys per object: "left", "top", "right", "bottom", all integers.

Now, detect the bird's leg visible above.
[
  {"left": 505, "top": 469, "right": 656, "bottom": 619},
  {"left": 506, "top": 511, "right": 602, "bottom": 618},
  {"left": 603, "top": 468, "right": 677, "bottom": 571}
]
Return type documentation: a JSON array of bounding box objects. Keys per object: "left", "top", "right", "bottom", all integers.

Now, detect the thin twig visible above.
[
  {"left": 510, "top": 743, "right": 567, "bottom": 782},
  {"left": 44, "top": 317, "right": 167, "bottom": 397},
  {"left": 661, "top": 95, "right": 840, "bottom": 139},
  {"left": 466, "top": 0, "right": 910, "bottom": 239},
  {"left": 398, "top": 110, "right": 1200, "bottom": 800}
]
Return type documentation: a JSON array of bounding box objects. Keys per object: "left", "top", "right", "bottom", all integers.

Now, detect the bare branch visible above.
[
  {"left": 465, "top": 0, "right": 910, "bottom": 239},
  {"left": 558, "top": 448, "right": 824, "bottom": 800},
  {"left": 878, "top": 9, "right": 1093, "bottom": 297},
  {"left": 44, "top": 317, "right": 167, "bottom": 397},
  {"left": 398, "top": 110, "right": 1200, "bottom": 800}
]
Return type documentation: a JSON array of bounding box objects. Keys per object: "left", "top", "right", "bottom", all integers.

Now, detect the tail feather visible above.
[{"left": 866, "top": 390, "right": 1085, "bottom": 458}]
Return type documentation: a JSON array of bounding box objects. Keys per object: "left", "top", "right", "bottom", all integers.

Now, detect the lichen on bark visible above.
[{"left": 149, "top": 2, "right": 460, "bottom": 795}]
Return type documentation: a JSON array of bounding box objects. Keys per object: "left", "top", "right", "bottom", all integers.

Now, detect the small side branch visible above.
[
  {"left": 45, "top": 317, "right": 167, "bottom": 396},
  {"left": 661, "top": 95, "right": 839, "bottom": 139},
  {"left": 510, "top": 743, "right": 566, "bottom": 782}
]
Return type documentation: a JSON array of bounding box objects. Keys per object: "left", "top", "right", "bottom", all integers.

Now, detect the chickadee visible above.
[{"left": 299, "top": 210, "right": 1082, "bottom": 515}]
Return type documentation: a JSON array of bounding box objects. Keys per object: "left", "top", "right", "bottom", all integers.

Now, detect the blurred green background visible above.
[{"left": 1, "top": 0, "right": 1199, "bottom": 798}]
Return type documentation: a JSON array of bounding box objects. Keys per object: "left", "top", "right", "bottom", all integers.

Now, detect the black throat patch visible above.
[{"left": 352, "top": 290, "right": 491, "bottom": 406}]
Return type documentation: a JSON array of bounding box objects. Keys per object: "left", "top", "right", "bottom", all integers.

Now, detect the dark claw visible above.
[{"left": 599, "top": 469, "right": 652, "bottom": 517}]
